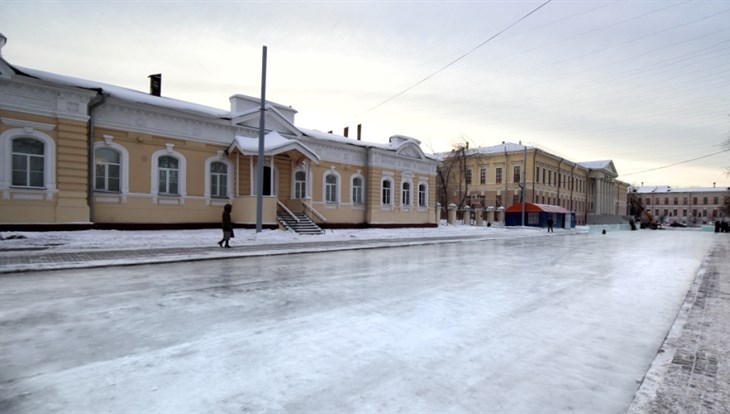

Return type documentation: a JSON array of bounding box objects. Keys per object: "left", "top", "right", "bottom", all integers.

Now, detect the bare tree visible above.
[{"left": 436, "top": 140, "right": 471, "bottom": 213}]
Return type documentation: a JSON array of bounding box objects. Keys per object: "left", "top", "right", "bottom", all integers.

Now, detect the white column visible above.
[{"left": 595, "top": 178, "right": 603, "bottom": 215}]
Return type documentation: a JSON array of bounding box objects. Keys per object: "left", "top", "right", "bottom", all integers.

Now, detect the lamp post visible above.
[{"left": 256, "top": 46, "right": 267, "bottom": 233}]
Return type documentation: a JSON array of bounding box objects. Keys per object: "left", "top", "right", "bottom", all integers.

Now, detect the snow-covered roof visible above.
[
  {"left": 299, "top": 128, "right": 437, "bottom": 160},
  {"left": 473, "top": 142, "right": 530, "bottom": 155},
  {"left": 631, "top": 185, "right": 730, "bottom": 193},
  {"left": 506, "top": 203, "right": 571, "bottom": 214},
  {"left": 228, "top": 132, "right": 320, "bottom": 164},
  {"left": 578, "top": 160, "right": 612, "bottom": 170},
  {"left": 13, "top": 65, "right": 231, "bottom": 119}
]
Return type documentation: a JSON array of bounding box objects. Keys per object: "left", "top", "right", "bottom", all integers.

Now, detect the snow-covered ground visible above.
[
  {"left": 0, "top": 228, "right": 723, "bottom": 413},
  {"left": 1, "top": 222, "right": 556, "bottom": 252}
]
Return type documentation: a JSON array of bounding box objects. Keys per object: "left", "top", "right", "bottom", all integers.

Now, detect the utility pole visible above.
[{"left": 256, "top": 46, "right": 267, "bottom": 233}]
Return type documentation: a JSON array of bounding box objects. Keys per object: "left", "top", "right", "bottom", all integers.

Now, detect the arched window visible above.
[
  {"left": 401, "top": 181, "right": 411, "bottom": 207},
  {"left": 158, "top": 156, "right": 179, "bottom": 195},
  {"left": 294, "top": 170, "right": 307, "bottom": 199},
  {"left": 11, "top": 138, "right": 45, "bottom": 188},
  {"left": 151, "top": 147, "right": 186, "bottom": 202},
  {"left": 210, "top": 161, "right": 228, "bottom": 197},
  {"left": 94, "top": 147, "right": 120, "bottom": 192},
  {"left": 351, "top": 175, "right": 364, "bottom": 205},
  {"left": 381, "top": 178, "right": 393, "bottom": 206},
  {"left": 418, "top": 182, "right": 428, "bottom": 208},
  {"left": 324, "top": 171, "right": 339, "bottom": 204}
]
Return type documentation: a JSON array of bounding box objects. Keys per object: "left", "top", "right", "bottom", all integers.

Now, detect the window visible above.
[
  {"left": 209, "top": 161, "right": 228, "bottom": 197},
  {"left": 536, "top": 167, "right": 540, "bottom": 183},
  {"left": 352, "top": 176, "right": 363, "bottom": 205},
  {"left": 513, "top": 166, "right": 521, "bottom": 183},
  {"left": 664, "top": 197, "right": 669, "bottom": 205},
  {"left": 94, "top": 148, "right": 120, "bottom": 192},
  {"left": 674, "top": 197, "right": 678, "bottom": 205},
  {"left": 12, "top": 138, "right": 45, "bottom": 187},
  {"left": 401, "top": 181, "right": 411, "bottom": 207},
  {"left": 703, "top": 197, "right": 708, "bottom": 205},
  {"left": 418, "top": 183, "right": 427, "bottom": 207},
  {"left": 495, "top": 167, "right": 502, "bottom": 184},
  {"left": 325, "top": 173, "right": 338, "bottom": 204},
  {"left": 466, "top": 169, "right": 472, "bottom": 185},
  {"left": 713, "top": 196, "right": 719, "bottom": 204},
  {"left": 480, "top": 168, "right": 486, "bottom": 184},
  {"left": 646, "top": 197, "right": 651, "bottom": 205},
  {"left": 542, "top": 169, "right": 546, "bottom": 184},
  {"left": 693, "top": 197, "right": 698, "bottom": 205},
  {"left": 294, "top": 171, "right": 307, "bottom": 199},
  {"left": 158, "top": 156, "right": 179, "bottom": 194},
  {"left": 382, "top": 179, "right": 392, "bottom": 206}
]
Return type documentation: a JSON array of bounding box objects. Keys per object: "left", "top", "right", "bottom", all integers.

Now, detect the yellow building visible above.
[
  {"left": 0, "top": 38, "right": 438, "bottom": 231},
  {"left": 631, "top": 185, "right": 730, "bottom": 226},
  {"left": 438, "top": 142, "right": 630, "bottom": 225}
]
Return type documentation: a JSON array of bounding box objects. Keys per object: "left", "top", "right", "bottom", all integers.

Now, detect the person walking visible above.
[
  {"left": 547, "top": 217, "right": 554, "bottom": 233},
  {"left": 218, "top": 203, "right": 234, "bottom": 248}
]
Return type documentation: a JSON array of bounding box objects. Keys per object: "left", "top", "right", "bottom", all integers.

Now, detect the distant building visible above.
[
  {"left": 437, "top": 142, "right": 629, "bottom": 226},
  {"left": 0, "top": 37, "right": 438, "bottom": 230},
  {"left": 629, "top": 185, "right": 730, "bottom": 226}
]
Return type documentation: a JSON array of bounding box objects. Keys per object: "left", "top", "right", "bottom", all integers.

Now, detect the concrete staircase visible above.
[{"left": 277, "top": 211, "right": 324, "bottom": 235}]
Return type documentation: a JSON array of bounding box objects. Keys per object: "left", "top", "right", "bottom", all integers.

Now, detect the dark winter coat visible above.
[{"left": 222, "top": 204, "right": 233, "bottom": 232}]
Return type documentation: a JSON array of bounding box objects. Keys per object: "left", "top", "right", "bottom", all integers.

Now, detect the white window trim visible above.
[
  {"left": 381, "top": 176, "right": 394, "bottom": 209},
  {"left": 0, "top": 127, "right": 56, "bottom": 200},
  {"left": 291, "top": 164, "right": 309, "bottom": 200},
  {"left": 151, "top": 148, "right": 187, "bottom": 204},
  {"left": 400, "top": 174, "right": 413, "bottom": 210},
  {"left": 417, "top": 180, "right": 429, "bottom": 209},
  {"left": 204, "top": 153, "right": 233, "bottom": 205},
  {"left": 92, "top": 140, "right": 129, "bottom": 200},
  {"left": 323, "top": 168, "right": 341, "bottom": 206},
  {"left": 350, "top": 172, "right": 365, "bottom": 206}
]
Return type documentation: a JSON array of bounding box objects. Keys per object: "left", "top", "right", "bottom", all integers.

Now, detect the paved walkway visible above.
[
  {"left": 628, "top": 235, "right": 729, "bottom": 413},
  {"left": 1, "top": 232, "right": 728, "bottom": 413}
]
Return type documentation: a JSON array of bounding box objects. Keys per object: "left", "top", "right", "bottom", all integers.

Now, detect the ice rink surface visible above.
[{"left": 0, "top": 231, "right": 717, "bottom": 413}]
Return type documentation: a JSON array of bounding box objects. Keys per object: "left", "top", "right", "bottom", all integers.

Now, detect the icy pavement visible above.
[{"left": 0, "top": 229, "right": 727, "bottom": 413}]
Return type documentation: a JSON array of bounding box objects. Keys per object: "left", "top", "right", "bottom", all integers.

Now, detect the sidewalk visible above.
[
  {"left": 628, "top": 235, "right": 729, "bottom": 413},
  {"left": 0, "top": 232, "right": 534, "bottom": 274}
]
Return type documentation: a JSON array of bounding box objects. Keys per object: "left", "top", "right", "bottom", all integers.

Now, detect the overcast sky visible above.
[{"left": 1, "top": 0, "right": 728, "bottom": 187}]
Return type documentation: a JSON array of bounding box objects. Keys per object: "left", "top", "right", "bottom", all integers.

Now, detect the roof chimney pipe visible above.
[
  {"left": 344, "top": 127, "right": 349, "bottom": 138},
  {"left": 149, "top": 74, "right": 161, "bottom": 96},
  {"left": 357, "top": 124, "right": 362, "bottom": 141}
]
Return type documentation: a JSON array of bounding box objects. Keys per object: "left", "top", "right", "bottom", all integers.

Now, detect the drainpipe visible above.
[
  {"left": 365, "top": 146, "right": 371, "bottom": 225},
  {"left": 503, "top": 143, "right": 508, "bottom": 209},
  {"left": 557, "top": 158, "right": 564, "bottom": 208},
  {"left": 87, "top": 91, "right": 108, "bottom": 226},
  {"left": 532, "top": 148, "right": 537, "bottom": 203},
  {"left": 570, "top": 163, "right": 576, "bottom": 211}
]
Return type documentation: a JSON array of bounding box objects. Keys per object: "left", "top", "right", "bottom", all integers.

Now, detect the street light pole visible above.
[{"left": 256, "top": 46, "right": 267, "bottom": 233}]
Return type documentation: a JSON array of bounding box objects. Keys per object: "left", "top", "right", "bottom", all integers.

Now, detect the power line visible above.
[
  {"left": 622, "top": 149, "right": 730, "bottom": 176},
  {"left": 364, "top": 0, "right": 553, "bottom": 114}
]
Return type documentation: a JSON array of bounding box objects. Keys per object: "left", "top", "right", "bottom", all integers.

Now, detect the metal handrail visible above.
[
  {"left": 302, "top": 201, "right": 327, "bottom": 223},
  {"left": 276, "top": 201, "right": 300, "bottom": 223}
]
